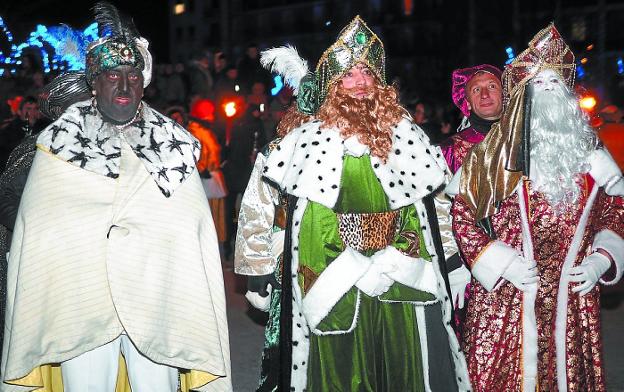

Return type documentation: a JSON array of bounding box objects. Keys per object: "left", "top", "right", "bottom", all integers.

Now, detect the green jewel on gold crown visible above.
[
  {"left": 316, "top": 15, "right": 386, "bottom": 100},
  {"left": 296, "top": 15, "right": 386, "bottom": 115}
]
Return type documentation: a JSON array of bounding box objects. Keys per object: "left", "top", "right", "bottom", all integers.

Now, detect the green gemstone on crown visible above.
[{"left": 355, "top": 32, "right": 367, "bottom": 45}]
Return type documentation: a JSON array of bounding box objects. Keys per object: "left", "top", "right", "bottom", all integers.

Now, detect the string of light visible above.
[{"left": 0, "top": 16, "right": 99, "bottom": 76}]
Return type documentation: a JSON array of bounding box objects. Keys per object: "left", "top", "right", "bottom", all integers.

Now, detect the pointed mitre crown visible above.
[
  {"left": 315, "top": 15, "right": 386, "bottom": 101},
  {"left": 502, "top": 23, "right": 576, "bottom": 103}
]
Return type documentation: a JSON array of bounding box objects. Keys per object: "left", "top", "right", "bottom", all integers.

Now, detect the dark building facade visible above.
[{"left": 168, "top": 0, "right": 624, "bottom": 104}]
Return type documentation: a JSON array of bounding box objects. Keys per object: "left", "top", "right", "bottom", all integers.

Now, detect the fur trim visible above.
[
  {"left": 37, "top": 100, "right": 199, "bottom": 198},
  {"left": 263, "top": 118, "right": 448, "bottom": 211},
  {"left": 516, "top": 186, "right": 538, "bottom": 391},
  {"left": 445, "top": 167, "right": 462, "bottom": 196},
  {"left": 470, "top": 241, "right": 520, "bottom": 291},
  {"left": 301, "top": 247, "right": 370, "bottom": 332},
  {"left": 260, "top": 45, "right": 309, "bottom": 94},
  {"left": 371, "top": 246, "right": 438, "bottom": 294},
  {"left": 594, "top": 229, "right": 624, "bottom": 285},
  {"left": 554, "top": 183, "right": 599, "bottom": 390},
  {"left": 289, "top": 197, "right": 310, "bottom": 391},
  {"left": 588, "top": 148, "right": 624, "bottom": 196},
  {"left": 415, "top": 306, "right": 433, "bottom": 392},
  {"left": 263, "top": 121, "right": 343, "bottom": 209},
  {"left": 370, "top": 120, "right": 448, "bottom": 209}
]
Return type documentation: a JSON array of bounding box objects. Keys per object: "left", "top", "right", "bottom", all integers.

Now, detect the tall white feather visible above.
[{"left": 260, "top": 45, "right": 309, "bottom": 94}]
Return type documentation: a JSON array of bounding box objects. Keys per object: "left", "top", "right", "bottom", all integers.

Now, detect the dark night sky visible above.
[{"left": 0, "top": 0, "right": 170, "bottom": 61}]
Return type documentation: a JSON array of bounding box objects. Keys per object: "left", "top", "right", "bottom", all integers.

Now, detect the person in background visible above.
[
  {"left": 168, "top": 102, "right": 229, "bottom": 257},
  {"left": 221, "top": 100, "right": 266, "bottom": 260},
  {"left": 215, "top": 65, "right": 241, "bottom": 106},
  {"left": 189, "top": 53, "right": 214, "bottom": 101},
  {"left": 247, "top": 81, "right": 271, "bottom": 138},
  {"left": 265, "top": 86, "right": 294, "bottom": 138},
  {"left": 212, "top": 51, "right": 227, "bottom": 85},
  {"left": 238, "top": 43, "right": 273, "bottom": 94},
  {"left": 0, "top": 96, "right": 47, "bottom": 170},
  {"left": 413, "top": 100, "right": 442, "bottom": 144},
  {"left": 162, "top": 64, "right": 186, "bottom": 105},
  {"left": 440, "top": 64, "right": 503, "bottom": 174}
]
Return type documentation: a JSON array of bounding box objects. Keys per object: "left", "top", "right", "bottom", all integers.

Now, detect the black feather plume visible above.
[{"left": 93, "top": 1, "right": 139, "bottom": 41}]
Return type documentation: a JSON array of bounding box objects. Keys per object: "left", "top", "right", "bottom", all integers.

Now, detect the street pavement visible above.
[{"left": 224, "top": 267, "right": 624, "bottom": 391}]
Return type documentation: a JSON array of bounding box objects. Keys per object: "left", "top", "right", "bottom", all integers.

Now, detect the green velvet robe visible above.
[{"left": 298, "top": 154, "right": 437, "bottom": 391}]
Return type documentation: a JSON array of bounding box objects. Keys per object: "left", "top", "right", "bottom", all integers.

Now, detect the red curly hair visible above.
[
  {"left": 316, "top": 81, "right": 407, "bottom": 161},
  {"left": 276, "top": 104, "right": 312, "bottom": 137}
]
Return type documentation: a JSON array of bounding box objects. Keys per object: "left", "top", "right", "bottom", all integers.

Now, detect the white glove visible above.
[
  {"left": 501, "top": 256, "right": 538, "bottom": 292},
  {"left": 245, "top": 289, "right": 272, "bottom": 311},
  {"left": 356, "top": 260, "right": 396, "bottom": 297},
  {"left": 448, "top": 264, "right": 471, "bottom": 308},
  {"left": 568, "top": 252, "right": 611, "bottom": 296}
]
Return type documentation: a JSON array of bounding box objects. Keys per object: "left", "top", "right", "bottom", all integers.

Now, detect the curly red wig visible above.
[{"left": 316, "top": 81, "right": 407, "bottom": 161}]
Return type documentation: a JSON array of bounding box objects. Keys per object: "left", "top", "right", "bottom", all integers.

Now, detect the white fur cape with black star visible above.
[
  {"left": 263, "top": 116, "right": 448, "bottom": 210},
  {"left": 37, "top": 99, "right": 200, "bottom": 197}
]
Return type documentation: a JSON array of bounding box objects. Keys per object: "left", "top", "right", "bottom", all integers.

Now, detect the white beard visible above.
[{"left": 529, "top": 85, "right": 597, "bottom": 210}]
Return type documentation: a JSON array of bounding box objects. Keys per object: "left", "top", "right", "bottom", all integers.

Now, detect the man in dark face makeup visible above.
[
  {"left": 93, "top": 64, "right": 144, "bottom": 124},
  {"left": 0, "top": 2, "right": 232, "bottom": 391}
]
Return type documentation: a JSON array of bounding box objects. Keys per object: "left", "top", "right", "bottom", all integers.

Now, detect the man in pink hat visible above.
[{"left": 440, "top": 64, "right": 503, "bottom": 174}]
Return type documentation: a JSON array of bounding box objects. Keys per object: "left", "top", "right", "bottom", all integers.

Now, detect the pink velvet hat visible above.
[{"left": 452, "top": 64, "right": 502, "bottom": 117}]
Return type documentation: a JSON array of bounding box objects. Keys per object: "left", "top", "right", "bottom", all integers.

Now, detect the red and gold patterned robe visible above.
[{"left": 453, "top": 174, "right": 624, "bottom": 391}]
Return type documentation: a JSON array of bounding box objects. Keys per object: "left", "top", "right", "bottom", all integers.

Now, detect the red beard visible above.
[{"left": 316, "top": 82, "right": 406, "bottom": 162}]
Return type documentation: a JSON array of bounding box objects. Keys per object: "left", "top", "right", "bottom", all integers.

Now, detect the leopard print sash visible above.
[{"left": 337, "top": 210, "right": 400, "bottom": 252}]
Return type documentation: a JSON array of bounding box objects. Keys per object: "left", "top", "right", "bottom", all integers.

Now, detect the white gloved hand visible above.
[
  {"left": 245, "top": 289, "right": 272, "bottom": 312},
  {"left": 568, "top": 252, "right": 612, "bottom": 296},
  {"left": 448, "top": 264, "right": 471, "bottom": 308},
  {"left": 356, "top": 260, "right": 396, "bottom": 297},
  {"left": 501, "top": 256, "right": 538, "bottom": 292}
]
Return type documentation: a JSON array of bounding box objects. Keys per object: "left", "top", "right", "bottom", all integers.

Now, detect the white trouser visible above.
[{"left": 61, "top": 334, "right": 178, "bottom": 392}]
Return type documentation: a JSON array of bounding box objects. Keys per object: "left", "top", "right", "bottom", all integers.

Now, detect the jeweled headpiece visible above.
[
  {"left": 260, "top": 16, "right": 385, "bottom": 115},
  {"left": 459, "top": 24, "right": 578, "bottom": 224},
  {"left": 502, "top": 23, "right": 575, "bottom": 105},
  {"left": 85, "top": 2, "right": 152, "bottom": 87},
  {"left": 315, "top": 16, "right": 385, "bottom": 101},
  {"left": 452, "top": 64, "right": 502, "bottom": 117}
]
